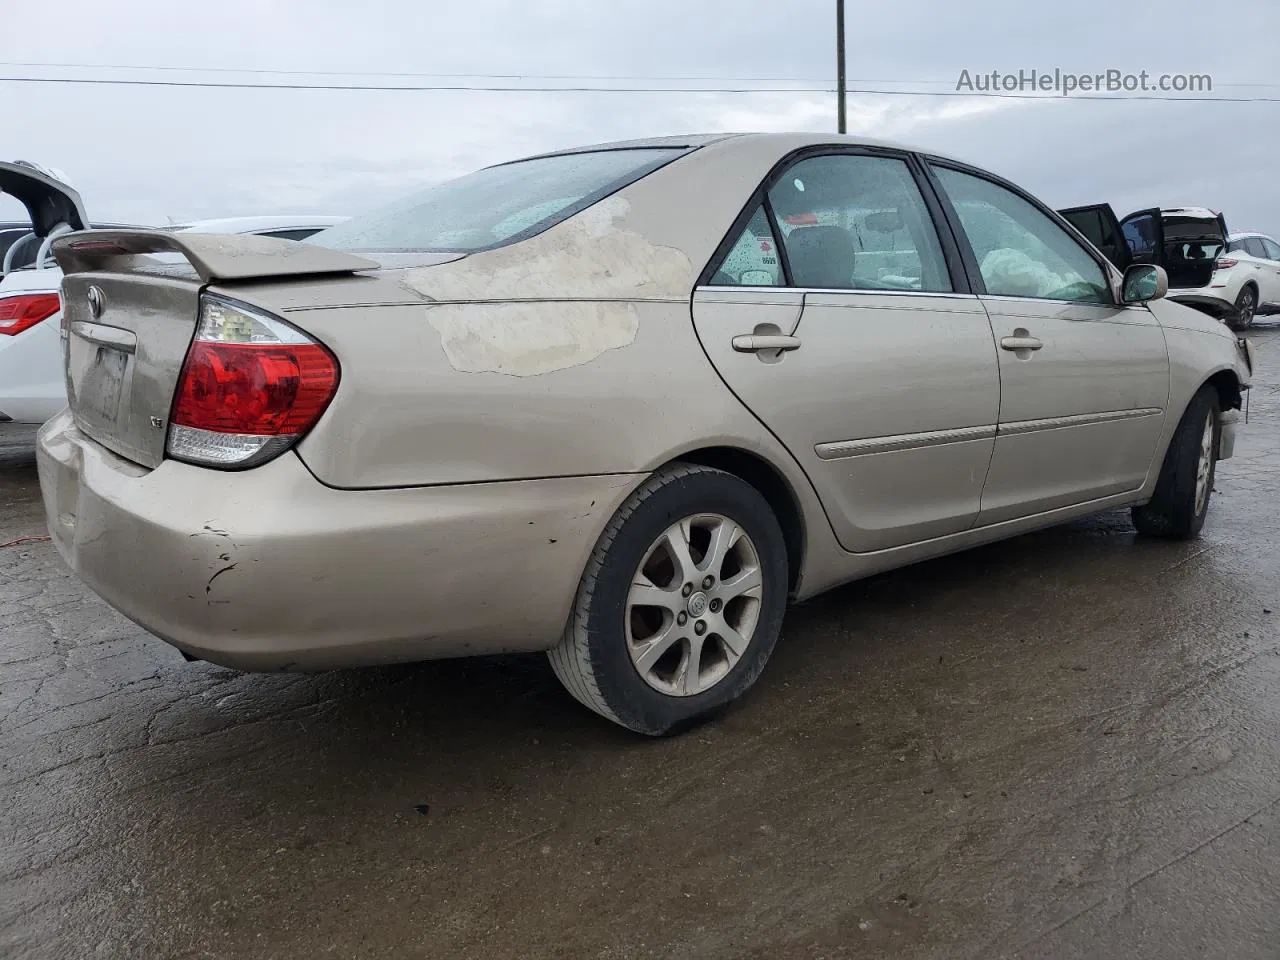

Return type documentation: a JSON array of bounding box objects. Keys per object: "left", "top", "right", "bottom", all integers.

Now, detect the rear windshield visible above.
[{"left": 309, "top": 148, "right": 686, "bottom": 254}]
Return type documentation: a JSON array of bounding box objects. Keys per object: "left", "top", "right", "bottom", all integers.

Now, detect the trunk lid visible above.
[
  {"left": 0, "top": 161, "right": 88, "bottom": 275},
  {"left": 52, "top": 229, "right": 379, "bottom": 468},
  {"left": 1155, "top": 207, "right": 1228, "bottom": 290},
  {"left": 0, "top": 161, "right": 87, "bottom": 238}
]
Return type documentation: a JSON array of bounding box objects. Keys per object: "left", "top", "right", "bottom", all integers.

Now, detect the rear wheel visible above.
[
  {"left": 1233, "top": 286, "right": 1257, "bottom": 330},
  {"left": 1132, "top": 386, "right": 1220, "bottom": 539},
  {"left": 548, "top": 463, "right": 788, "bottom": 736}
]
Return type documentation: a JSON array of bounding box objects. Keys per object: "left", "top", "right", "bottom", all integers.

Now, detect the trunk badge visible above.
[
  {"left": 86, "top": 285, "right": 105, "bottom": 319},
  {"left": 150, "top": 416, "right": 164, "bottom": 429}
]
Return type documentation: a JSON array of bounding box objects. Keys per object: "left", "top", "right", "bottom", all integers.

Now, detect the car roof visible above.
[
  {"left": 1229, "top": 231, "right": 1276, "bottom": 241},
  {"left": 170, "top": 215, "right": 348, "bottom": 234},
  {"left": 513, "top": 131, "right": 932, "bottom": 163}
]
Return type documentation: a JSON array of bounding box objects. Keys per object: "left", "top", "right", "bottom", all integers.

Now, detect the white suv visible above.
[
  {"left": 1216, "top": 232, "right": 1280, "bottom": 329},
  {"left": 1058, "top": 204, "right": 1266, "bottom": 330}
]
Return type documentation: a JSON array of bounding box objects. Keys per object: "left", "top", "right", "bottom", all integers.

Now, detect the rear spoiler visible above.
[{"left": 51, "top": 228, "right": 378, "bottom": 283}]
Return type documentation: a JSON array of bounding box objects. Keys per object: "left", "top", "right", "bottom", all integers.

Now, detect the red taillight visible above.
[
  {"left": 166, "top": 294, "right": 338, "bottom": 469},
  {"left": 1215, "top": 258, "right": 1238, "bottom": 271},
  {"left": 172, "top": 341, "right": 338, "bottom": 435},
  {"left": 0, "top": 292, "right": 60, "bottom": 336}
]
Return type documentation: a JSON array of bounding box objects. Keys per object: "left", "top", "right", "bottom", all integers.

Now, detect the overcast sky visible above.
[{"left": 3, "top": 0, "right": 1278, "bottom": 232}]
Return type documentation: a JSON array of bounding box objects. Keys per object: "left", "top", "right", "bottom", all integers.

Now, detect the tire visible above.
[
  {"left": 1131, "top": 385, "right": 1220, "bottom": 539},
  {"left": 1233, "top": 286, "right": 1257, "bottom": 330},
  {"left": 548, "top": 463, "right": 789, "bottom": 736}
]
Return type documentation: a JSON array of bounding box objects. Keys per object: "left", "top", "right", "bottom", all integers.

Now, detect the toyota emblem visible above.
[{"left": 86, "top": 285, "right": 104, "bottom": 319}]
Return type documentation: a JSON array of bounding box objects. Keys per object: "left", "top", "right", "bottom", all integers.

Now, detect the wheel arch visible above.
[
  {"left": 668, "top": 445, "right": 807, "bottom": 595},
  {"left": 1204, "top": 367, "right": 1244, "bottom": 412}
]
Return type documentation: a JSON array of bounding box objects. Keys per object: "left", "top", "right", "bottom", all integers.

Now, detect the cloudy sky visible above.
[{"left": 3, "top": 0, "right": 1278, "bottom": 231}]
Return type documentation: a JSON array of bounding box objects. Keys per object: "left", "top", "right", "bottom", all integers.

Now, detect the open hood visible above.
[{"left": 0, "top": 160, "right": 88, "bottom": 237}]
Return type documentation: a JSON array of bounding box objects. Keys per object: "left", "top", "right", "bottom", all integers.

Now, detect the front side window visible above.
[
  {"left": 1263, "top": 239, "right": 1280, "bottom": 261},
  {"left": 762, "top": 154, "right": 952, "bottom": 292},
  {"left": 309, "top": 147, "right": 684, "bottom": 254},
  {"left": 934, "top": 166, "right": 1111, "bottom": 303}
]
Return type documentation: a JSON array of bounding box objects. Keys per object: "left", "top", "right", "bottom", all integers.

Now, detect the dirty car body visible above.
[{"left": 38, "top": 133, "right": 1254, "bottom": 735}]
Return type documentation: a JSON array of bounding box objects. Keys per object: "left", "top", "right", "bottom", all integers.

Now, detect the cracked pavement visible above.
[{"left": 3, "top": 329, "right": 1280, "bottom": 959}]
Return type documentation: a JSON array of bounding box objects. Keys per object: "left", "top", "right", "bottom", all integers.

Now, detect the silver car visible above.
[{"left": 36, "top": 133, "right": 1254, "bottom": 736}]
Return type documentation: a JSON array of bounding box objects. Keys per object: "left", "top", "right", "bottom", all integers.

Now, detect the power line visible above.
[
  {"left": 0, "top": 59, "right": 836, "bottom": 84},
  {"left": 1, "top": 74, "right": 1278, "bottom": 102},
  {"left": 3, "top": 60, "right": 1277, "bottom": 90}
]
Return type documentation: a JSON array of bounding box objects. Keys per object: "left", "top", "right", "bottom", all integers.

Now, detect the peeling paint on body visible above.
[
  {"left": 397, "top": 196, "right": 692, "bottom": 375},
  {"left": 427, "top": 301, "right": 640, "bottom": 376}
]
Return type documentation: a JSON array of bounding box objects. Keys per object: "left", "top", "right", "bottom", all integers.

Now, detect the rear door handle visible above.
[
  {"left": 1000, "top": 336, "right": 1043, "bottom": 352},
  {"left": 731, "top": 334, "right": 802, "bottom": 352}
]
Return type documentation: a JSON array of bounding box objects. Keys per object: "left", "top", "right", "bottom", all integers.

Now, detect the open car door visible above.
[
  {"left": 1058, "top": 203, "right": 1133, "bottom": 272},
  {"left": 0, "top": 161, "right": 88, "bottom": 274}
]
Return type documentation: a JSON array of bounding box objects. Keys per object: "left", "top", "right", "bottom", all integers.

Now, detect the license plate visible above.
[{"left": 84, "top": 346, "right": 127, "bottom": 421}]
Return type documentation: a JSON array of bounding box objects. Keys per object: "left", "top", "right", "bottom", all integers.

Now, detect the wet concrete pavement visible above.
[{"left": 3, "top": 330, "right": 1280, "bottom": 960}]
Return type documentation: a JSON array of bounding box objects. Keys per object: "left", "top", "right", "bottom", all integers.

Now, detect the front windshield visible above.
[{"left": 309, "top": 147, "right": 685, "bottom": 254}]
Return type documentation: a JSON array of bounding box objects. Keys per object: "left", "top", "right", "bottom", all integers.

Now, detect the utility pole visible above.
[{"left": 836, "top": 0, "right": 846, "bottom": 133}]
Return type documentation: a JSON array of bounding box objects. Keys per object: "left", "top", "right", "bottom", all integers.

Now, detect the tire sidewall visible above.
[
  {"left": 583, "top": 469, "right": 788, "bottom": 736},
  {"left": 1174, "top": 388, "right": 1220, "bottom": 536}
]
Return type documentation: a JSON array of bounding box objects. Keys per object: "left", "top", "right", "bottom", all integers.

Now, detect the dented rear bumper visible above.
[{"left": 36, "top": 411, "right": 637, "bottom": 670}]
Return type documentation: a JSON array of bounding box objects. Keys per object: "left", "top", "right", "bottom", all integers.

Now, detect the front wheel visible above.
[
  {"left": 548, "top": 463, "right": 789, "bottom": 736},
  {"left": 1132, "top": 386, "right": 1220, "bottom": 539}
]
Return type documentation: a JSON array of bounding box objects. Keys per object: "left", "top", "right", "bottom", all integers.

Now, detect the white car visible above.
[
  {"left": 0, "top": 162, "right": 92, "bottom": 443},
  {"left": 1217, "top": 231, "right": 1280, "bottom": 329},
  {"left": 1058, "top": 204, "right": 1267, "bottom": 330},
  {"left": 0, "top": 166, "right": 346, "bottom": 442}
]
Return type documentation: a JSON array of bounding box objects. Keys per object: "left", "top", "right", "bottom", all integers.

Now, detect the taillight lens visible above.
[
  {"left": 167, "top": 294, "right": 339, "bottom": 469},
  {"left": 1215, "top": 258, "right": 1238, "bottom": 271},
  {"left": 0, "top": 292, "right": 61, "bottom": 335}
]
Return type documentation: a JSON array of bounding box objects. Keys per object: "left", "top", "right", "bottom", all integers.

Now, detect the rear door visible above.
[
  {"left": 693, "top": 148, "right": 1000, "bottom": 553},
  {"left": 1058, "top": 203, "right": 1132, "bottom": 271},
  {"left": 927, "top": 161, "right": 1169, "bottom": 525},
  {"left": 1258, "top": 238, "right": 1280, "bottom": 308}
]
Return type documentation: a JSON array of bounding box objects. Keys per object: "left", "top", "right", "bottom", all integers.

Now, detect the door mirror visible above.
[{"left": 1122, "top": 264, "right": 1168, "bottom": 304}]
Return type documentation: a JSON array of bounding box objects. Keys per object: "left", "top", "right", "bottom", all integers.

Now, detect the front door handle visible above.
[
  {"left": 1000, "top": 335, "right": 1043, "bottom": 352},
  {"left": 732, "top": 334, "right": 802, "bottom": 353}
]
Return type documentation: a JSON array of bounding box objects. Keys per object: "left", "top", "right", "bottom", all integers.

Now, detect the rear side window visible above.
[
  {"left": 709, "top": 207, "right": 783, "bottom": 286},
  {"left": 1245, "top": 238, "right": 1269, "bottom": 259},
  {"left": 708, "top": 153, "right": 952, "bottom": 292},
  {"left": 310, "top": 148, "right": 685, "bottom": 254}
]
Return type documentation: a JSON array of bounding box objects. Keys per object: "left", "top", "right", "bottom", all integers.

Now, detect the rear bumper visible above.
[
  {"left": 1167, "top": 289, "right": 1234, "bottom": 319},
  {"left": 37, "top": 412, "right": 639, "bottom": 670}
]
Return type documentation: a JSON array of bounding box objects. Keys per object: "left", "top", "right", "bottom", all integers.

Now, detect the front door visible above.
[
  {"left": 693, "top": 150, "right": 1000, "bottom": 553},
  {"left": 928, "top": 163, "right": 1170, "bottom": 525},
  {"left": 1058, "top": 203, "right": 1132, "bottom": 272}
]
